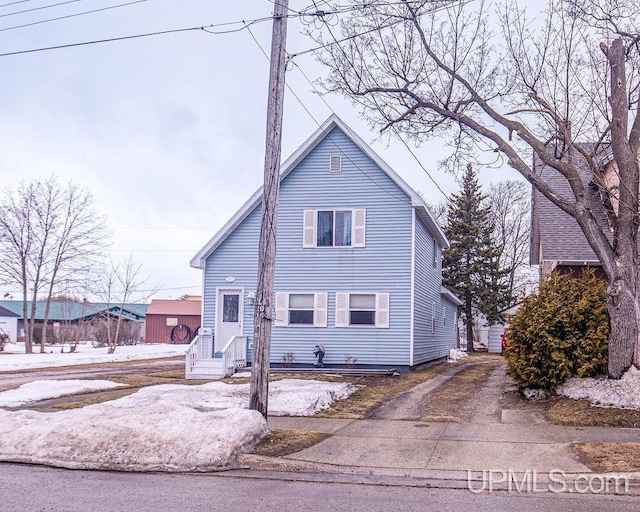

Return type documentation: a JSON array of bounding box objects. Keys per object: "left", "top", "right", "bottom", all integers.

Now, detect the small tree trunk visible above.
[
  {"left": 465, "top": 291, "right": 474, "bottom": 352},
  {"left": 606, "top": 278, "right": 638, "bottom": 378}
]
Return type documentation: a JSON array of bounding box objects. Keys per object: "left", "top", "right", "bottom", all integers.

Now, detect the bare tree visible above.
[
  {"left": 314, "top": 0, "right": 640, "bottom": 377},
  {"left": 487, "top": 180, "right": 534, "bottom": 302},
  {"left": 0, "top": 177, "right": 108, "bottom": 353},
  {"left": 98, "top": 254, "right": 156, "bottom": 354}
]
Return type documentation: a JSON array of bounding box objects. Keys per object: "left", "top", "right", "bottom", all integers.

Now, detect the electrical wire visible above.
[
  {"left": 0, "top": 0, "right": 148, "bottom": 33},
  {"left": 0, "top": 0, "right": 86, "bottom": 19},
  {"left": 246, "top": 22, "right": 413, "bottom": 207},
  {"left": 0, "top": 0, "right": 33, "bottom": 9},
  {"left": 0, "top": 25, "right": 211, "bottom": 57}
]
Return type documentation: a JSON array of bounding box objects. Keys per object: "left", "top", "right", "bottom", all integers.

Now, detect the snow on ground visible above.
[
  {"left": 0, "top": 380, "right": 126, "bottom": 407},
  {"left": 448, "top": 348, "right": 468, "bottom": 362},
  {"left": 558, "top": 366, "right": 640, "bottom": 410},
  {"left": 0, "top": 342, "right": 189, "bottom": 372},
  {"left": 0, "top": 379, "right": 357, "bottom": 472}
]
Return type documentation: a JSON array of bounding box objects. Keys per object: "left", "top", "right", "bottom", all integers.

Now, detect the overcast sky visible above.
[{"left": 0, "top": 0, "right": 523, "bottom": 300}]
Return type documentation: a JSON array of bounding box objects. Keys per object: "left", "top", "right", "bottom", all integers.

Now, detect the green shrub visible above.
[{"left": 505, "top": 269, "right": 608, "bottom": 394}]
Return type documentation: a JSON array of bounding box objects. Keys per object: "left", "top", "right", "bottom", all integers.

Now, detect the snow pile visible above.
[
  {"left": 0, "top": 380, "right": 125, "bottom": 407},
  {"left": 113, "top": 379, "right": 357, "bottom": 417},
  {"left": 0, "top": 378, "right": 356, "bottom": 471},
  {"left": 558, "top": 366, "right": 640, "bottom": 410},
  {"left": 0, "top": 343, "right": 189, "bottom": 372},
  {"left": 448, "top": 348, "right": 468, "bottom": 362}
]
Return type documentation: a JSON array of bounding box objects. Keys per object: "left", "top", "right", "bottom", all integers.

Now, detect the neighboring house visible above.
[
  {"left": 188, "top": 115, "right": 462, "bottom": 378},
  {"left": 145, "top": 298, "right": 201, "bottom": 344},
  {"left": 530, "top": 146, "right": 611, "bottom": 281},
  {"left": 0, "top": 300, "right": 149, "bottom": 342},
  {"left": 0, "top": 306, "right": 19, "bottom": 343}
]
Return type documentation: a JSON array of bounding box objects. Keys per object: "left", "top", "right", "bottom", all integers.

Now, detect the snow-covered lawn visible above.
[
  {"left": 0, "top": 342, "right": 189, "bottom": 372},
  {"left": 0, "top": 379, "right": 357, "bottom": 472},
  {"left": 0, "top": 380, "right": 126, "bottom": 407},
  {"left": 558, "top": 366, "right": 640, "bottom": 410}
]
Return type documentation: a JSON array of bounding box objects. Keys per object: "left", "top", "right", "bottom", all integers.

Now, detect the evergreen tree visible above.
[{"left": 443, "top": 164, "right": 512, "bottom": 351}]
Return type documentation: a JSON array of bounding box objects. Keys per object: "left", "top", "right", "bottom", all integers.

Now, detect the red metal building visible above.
[{"left": 145, "top": 297, "right": 201, "bottom": 344}]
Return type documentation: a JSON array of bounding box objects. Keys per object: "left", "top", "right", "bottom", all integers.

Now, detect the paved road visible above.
[
  {"left": 1, "top": 463, "right": 636, "bottom": 512},
  {"left": 0, "top": 358, "right": 184, "bottom": 391}
]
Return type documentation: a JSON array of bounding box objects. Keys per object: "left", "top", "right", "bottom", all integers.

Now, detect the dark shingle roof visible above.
[{"left": 530, "top": 147, "right": 612, "bottom": 265}]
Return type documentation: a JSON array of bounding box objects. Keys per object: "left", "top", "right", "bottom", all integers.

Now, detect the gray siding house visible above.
[{"left": 188, "top": 115, "right": 461, "bottom": 378}]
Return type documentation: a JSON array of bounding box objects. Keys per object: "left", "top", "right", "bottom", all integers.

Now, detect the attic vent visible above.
[{"left": 330, "top": 155, "right": 342, "bottom": 173}]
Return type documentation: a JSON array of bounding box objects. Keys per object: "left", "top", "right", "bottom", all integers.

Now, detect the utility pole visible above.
[{"left": 249, "top": 0, "right": 289, "bottom": 417}]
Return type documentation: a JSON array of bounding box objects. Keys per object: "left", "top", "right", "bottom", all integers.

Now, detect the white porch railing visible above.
[
  {"left": 220, "top": 335, "right": 247, "bottom": 377},
  {"left": 185, "top": 333, "right": 247, "bottom": 378}
]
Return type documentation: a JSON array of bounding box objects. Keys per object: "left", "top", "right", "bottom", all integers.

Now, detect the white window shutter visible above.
[
  {"left": 375, "top": 293, "right": 390, "bottom": 328},
  {"left": 303, "top": 210, "right": 316, "bottom": 248},
  {"left": 315, "top": 292, "right": 328, "bottom": 327},
  {"left": 275, "top": 292, "right": 287, "bottom": 326},
  {"left": 353, "top": 209, "right": 366, "bottom": 247},
  {"left": 335, "top": 292, "right": 348, "bottom": 327}
]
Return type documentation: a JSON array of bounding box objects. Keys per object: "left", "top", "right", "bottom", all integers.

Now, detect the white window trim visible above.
[
  {"left": 335, "top": 292, "right": 390, "bottom": 328},
  {"left": 431, "top": 301, "right": 436, "bottom": 333},
  {"left": 274, "top": 292, "right": 328, "bottom": 327},
  {"left": 330, "top": 155, "right": 342, "bottom": 173},
  {"left": 302, "top": 208, "right": 366, "bottom": 248},
  {"left": 432, "top": 238, "right": 438, "bottom": 269}
]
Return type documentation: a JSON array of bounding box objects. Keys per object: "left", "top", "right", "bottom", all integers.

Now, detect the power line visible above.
[
  {"left": 246, "top": 21, "right": 412, "bottom": 207},
  {"left": 0, "top": 0, "right": 86, "bottom": 19},
  {"left": 0, "top": 0, "right": 148, "bottom": 33},
  {"left": 0, "top": 0, "right": 33, "bottom": 9},
  {"left": 0, "top": 25, "right": 211, "bottom": 57}
]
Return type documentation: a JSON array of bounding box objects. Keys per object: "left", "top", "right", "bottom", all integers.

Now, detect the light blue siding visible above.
[
  {"left": 412, "top": 215, "right": 458, "bottom": 364},
  {"left": 202, "top": 125, "right": 454, "bottom": 368}
]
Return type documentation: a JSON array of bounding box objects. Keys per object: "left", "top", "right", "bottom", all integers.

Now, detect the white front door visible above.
[{"left": 215, "top": 289, "right": 243, "bottom": 352}]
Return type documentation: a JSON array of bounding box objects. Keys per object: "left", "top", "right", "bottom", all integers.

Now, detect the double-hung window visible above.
[
  {"left": 303, "top": 209, "right": 366, "bottom": 248},
  {"left": 335, "top": 292, "right": 390, "bottom": 328},
  {"left": 274, "top": 292, "right": 328, "bottom": 327},
  {"left": 317, "top": 210, "right": 352, "bottom": 247}
]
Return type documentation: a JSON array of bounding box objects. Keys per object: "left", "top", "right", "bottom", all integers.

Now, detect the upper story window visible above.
[
  {"left": 303, "top": 209, "right": 366, "bottom": 248},
  {"left": 317, "top": 210, "right": 352, "bottom": 247}
]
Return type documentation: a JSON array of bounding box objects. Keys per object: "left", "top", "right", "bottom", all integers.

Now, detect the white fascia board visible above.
[{"left": 441, "top": 286, "right": 463, "bottom": 306}]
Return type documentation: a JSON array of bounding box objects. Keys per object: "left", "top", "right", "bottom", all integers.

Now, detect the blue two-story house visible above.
[{"left": 187, "top": 115, "right": 461, "bottom": 378}]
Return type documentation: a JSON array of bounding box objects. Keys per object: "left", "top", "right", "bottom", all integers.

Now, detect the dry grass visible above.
[
  {"left": 314, "top": 370, "right": 440, "bottom": 419},
  {"left": 49, "top": 392, "right": 134, "bottom": 410},
  {"left": 546, "top": 399, "right": 640, "bottom": 428},
  {"left": 419, "top": 361, "right": 501, "bottom": 422},
  {"left": 252, "top": 429, "right": 331, "bottom": 457},
  {"left": 571, "top": 443, "right": 640, "bottom": 472}
]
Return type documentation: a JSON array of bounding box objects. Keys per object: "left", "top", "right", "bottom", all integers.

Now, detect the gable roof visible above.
[
  {"left": 0, "top": 301, "right": 149, "bottom": 321},
  {"left": 0, "top": 305, "right": 19, "bottom": 318},
  {"left": 146, "top": 299, "right": 202, "bottom": 316},
  {"left": 530, "top": 147, "right": 612, "bottom": 266},
  {"left": 191, "top": 115, "right": 448, "bottom": 269}
]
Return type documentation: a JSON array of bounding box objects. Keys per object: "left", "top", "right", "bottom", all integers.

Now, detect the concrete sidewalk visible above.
[{"left": 238, "top": 363, "right": 640, "bottom": 491}]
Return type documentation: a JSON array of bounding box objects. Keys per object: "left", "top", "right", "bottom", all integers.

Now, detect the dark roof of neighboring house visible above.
[
  {"left": 0, "top": 301, "right": 149, "bottom": 321},
  {"left": 530, "top": 147, "right": 612, "bottom": 265},
  {"left": 0, "top": 305, "right": 19, "bottom": 318},
  {"left": 146, "top": 299, "right": 201, "bottom": 316}
]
